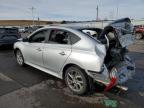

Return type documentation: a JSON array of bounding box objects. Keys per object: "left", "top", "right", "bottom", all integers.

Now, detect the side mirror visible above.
[{"left": 23, "top": 37, "right": 29, "bottom": 42}]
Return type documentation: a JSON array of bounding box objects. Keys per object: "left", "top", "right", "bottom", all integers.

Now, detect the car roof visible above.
[
  {"left": 38, "top": 25, "right": 103, "bottom": 31},
  {"left": 34, "top": 26, "right": 79, "bottom": 33},
  {"left": 28, "top": 26, "right": 83, "bottom": 37}
]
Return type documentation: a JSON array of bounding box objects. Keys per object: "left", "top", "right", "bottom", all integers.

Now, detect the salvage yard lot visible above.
[{"left": 0, "top": 40, "right": 144, "bottom": 108}]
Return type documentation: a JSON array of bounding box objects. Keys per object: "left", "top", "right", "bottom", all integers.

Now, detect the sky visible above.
[{"left": 0, "top": 0, "right": 143, "bottom": 21}]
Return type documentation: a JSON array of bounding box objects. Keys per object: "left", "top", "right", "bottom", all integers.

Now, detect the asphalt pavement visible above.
[{"left": 0, "top": 40, "right": 144, "bottom": 108}]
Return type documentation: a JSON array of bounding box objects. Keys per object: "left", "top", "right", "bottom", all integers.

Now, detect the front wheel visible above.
[
  {"left": 16, "top": 50, "right": 25, "bottom": 66},
  {"left": 64, "top": 66, "right": 89, "bottom": 95}
]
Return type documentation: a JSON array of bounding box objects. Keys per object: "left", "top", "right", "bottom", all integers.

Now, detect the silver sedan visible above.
[
  {"left": 14, "top": 26, "right": 107, "bottom": 95},
  {"left": 14, "top": 23, "right": 135, "bottom": 95}
]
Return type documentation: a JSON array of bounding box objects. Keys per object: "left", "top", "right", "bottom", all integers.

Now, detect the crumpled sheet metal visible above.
[{"left": 115, "top": 55, "right": 135, "bottom": 84}]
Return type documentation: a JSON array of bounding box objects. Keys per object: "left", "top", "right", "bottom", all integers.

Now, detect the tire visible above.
[
  {"left": 64, "top": 66, "right": 89, "bottom": 95},
  {"left": 135, "top": 33, "right": 143, "bottom": 40},
  {"left": 16, "top": 50, "right": 25, "bottom": 66}
]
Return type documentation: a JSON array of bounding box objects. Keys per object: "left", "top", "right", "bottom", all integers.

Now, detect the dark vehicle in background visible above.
[
  {"left": 0, "top": 28, "right": 21, "bottom": 47},
  {"left": 134, "top": 25, "right": 144, "bottom": 40}
]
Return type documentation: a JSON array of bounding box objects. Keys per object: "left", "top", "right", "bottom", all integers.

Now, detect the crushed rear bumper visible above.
[{"left": 88, "top": 55, "right": 135, "bottom": 91}]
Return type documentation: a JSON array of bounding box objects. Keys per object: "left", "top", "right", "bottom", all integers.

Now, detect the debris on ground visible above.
[{"left": 102, "top": 99, "right": 118, "bottom": 108}]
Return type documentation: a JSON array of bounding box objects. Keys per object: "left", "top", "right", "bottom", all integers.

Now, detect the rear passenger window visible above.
[
  {"left": 49, "top": 30, "right": 70, "bottom": 45},
  {"left": 48, "top": 29, "right": 81, "bottom": 45}
]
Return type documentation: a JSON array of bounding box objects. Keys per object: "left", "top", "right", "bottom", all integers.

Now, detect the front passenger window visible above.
[{"left": 29, "top": 30, "right": 47, "bottom": 43}]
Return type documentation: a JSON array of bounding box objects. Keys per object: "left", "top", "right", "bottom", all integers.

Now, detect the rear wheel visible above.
[
  {"left": 16, "top": 50, "right": 25, "bottom": 66},
  {"left": 135, "top": 33, "right": 143, "bottom": 40},
  {"left": 64, "top": 66, "right": 89, "bottom": 95}
]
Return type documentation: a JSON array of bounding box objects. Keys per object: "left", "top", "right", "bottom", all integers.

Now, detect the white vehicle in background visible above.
[{"left": 14, "top": 18, "right": 135, "bottom": 95}]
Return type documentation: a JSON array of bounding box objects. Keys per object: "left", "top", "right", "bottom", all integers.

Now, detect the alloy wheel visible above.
[
  {"left": 66, "top": 70, "right": 84, "bottom": 92},
  {"left": 16, "top": 50, "right": 24, "bottom": 66}
]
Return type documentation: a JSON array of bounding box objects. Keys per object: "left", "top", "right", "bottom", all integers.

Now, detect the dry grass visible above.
[{"left": 0, "top": 20, "right": 61, "bottom": 26}]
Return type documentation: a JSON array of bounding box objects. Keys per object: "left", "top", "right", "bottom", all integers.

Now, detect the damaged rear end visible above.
[{"left": 95, "top": 18, "right": 135, "bottom": 91}]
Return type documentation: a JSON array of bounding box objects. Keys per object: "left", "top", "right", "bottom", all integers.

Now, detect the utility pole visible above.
[
  {"left": 116, "top": 0, "right": 119, "bottom": 19},
  {"left": 29, "top": 7, "right": 36, "bottom": 26},
  {"left": 38, "top": 17, "right": 40, "bottom": 26},
  {"left": 96, "top": 5, "right": 99, "bottom": 21}
]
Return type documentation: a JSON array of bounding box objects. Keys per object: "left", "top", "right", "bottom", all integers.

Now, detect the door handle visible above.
[
  {"left": 59, "top": 51, "right": 66, "bottom": 55},
  {"left": 36, "top": 48, "right": 42, "bottom": 51}
]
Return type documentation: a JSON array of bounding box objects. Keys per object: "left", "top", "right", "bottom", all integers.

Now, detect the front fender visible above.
[{"left": 14, "top": 42, "right": 25, "bottom": 57}]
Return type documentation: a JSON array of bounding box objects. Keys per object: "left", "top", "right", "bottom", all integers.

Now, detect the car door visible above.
[
  {"left": 43, "top": 29, "right": 72, "bottom": 73},
  {"left": 23, "top": 29, "right": 49, "bottom": 66}
]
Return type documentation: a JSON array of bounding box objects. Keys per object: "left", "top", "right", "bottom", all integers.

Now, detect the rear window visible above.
[
  {"left": 79, "top": 28, "right": 102, "bottom": 38},
  {"left": 0, "top": 28, "right": 18, "bottom": 34},
  {"left": 78, "top": 28, "right": 102, "bottom": 44}
]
